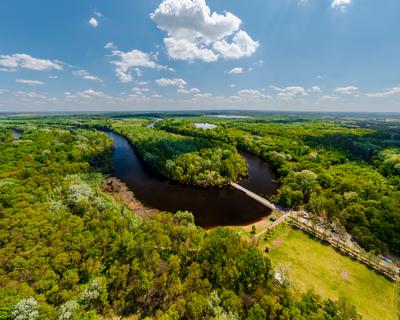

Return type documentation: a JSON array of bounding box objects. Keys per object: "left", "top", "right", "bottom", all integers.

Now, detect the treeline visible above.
[
  {"left": 112, "top": 122, "right": 248, "bottom": 188},
  {"left": 0, "top": 128, "right": 12, "bottom": 143},
  {"left": 157, "top": 119, "right": 400, "bottom": 255},
  {"left": 0, "top": 124, "right": 360, "bottom": 319}
]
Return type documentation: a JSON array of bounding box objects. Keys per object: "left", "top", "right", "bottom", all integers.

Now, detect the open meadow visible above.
[{"left": 266, "top": 224, "right": 398, "bottom": 320}]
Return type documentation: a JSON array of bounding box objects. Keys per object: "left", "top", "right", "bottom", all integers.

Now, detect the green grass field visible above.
[{"left": 265, "top": 224, "right": 398, "bottom": 320}]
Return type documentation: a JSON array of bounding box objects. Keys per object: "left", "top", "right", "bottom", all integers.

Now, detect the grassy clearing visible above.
[{"left": 264, "top": 224, "right": 398, "bottom": 320}]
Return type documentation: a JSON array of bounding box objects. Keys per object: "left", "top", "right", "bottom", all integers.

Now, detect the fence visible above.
[{"left": 287, "top": 218, "right": 399, "bottom": 282}]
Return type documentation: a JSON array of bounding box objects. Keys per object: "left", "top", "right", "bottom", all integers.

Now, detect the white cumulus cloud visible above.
[
  {"left": 309, "top": 86, "right": 322, "bottom": 93},
  {"left": 366, "top": 87, "right": 400, "bottom": 98},
  {"left": 163, "top": 37, "right": 219, "bottom": 62},
  {"left": 228, "top": 67, "right": 244, "bottom": 74},
  {"left": 88, "top": 17, "right": 98, "bottom": 28},
  {"left": 16, "top": 79, "right": 44, "bottom": 85},
  {"left": 334, "top": 86, "right": 358, "bottom": 95},
  {"left": 130, "top": 87, "right": 150, "bottom": 97},
  {"left": 213, "top": 30, "right": 258, "bottom": 59},
  {"left": 150, "top": 0, "right": 258, "bottom": 62},
  {"left": 15, "top": 91, "right": 46, "bottom": 99},
  {"left": 104, "top": 42, "right": 117, "bottom": 50},
  {"left": 237, "top": 89, "right": 270, "bottom": 99},
  {"left": 106, "top": 44, "right": 170, "bottom": 82},
  {"left": 331, "top": 0, "right": 352, "bottom": 11},
  {"left": 64, "top": 89, "right": 108, "bottom": 100},
  {"left": 155, "top": 78, "right": 187, "bottom": 87},
  {"left": 194, "top": 92, "right": 211, "bottom": 98},
  {"left": 0, "top": 53, "right": 62, "bottom": 71},
  {"left": 78, "top": 89, "right": 108, "bottom": 99},
  {"left": 72, "top": 69, "right": 102, "bottom": 82},
  {"left": 177, "top": 87, "right": 200, "bottom": 94},
  {"left": 271, "top": 86, "right": 307, "bottom": 98}
]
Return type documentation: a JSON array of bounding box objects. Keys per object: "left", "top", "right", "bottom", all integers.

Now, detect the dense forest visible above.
[
  {"left": 0, "top": 123, "right": 360, "bottom": 319},
  {"left": 157, "top": 118, "right": 400, "bottom": 255},
  {"left": 112, "top": 121, "right": 248, "bottom": 188},
  {"left": 0, "top": 128, "right": 12, "bottom": 143}
]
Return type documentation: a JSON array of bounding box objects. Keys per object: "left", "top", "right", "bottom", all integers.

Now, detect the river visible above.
[{"left": 106, "top": 131, "right": 278, "bottom": 228}]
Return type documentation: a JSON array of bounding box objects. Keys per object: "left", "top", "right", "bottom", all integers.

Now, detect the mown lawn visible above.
[{"left": 265, "top": 224, "right": 398, "bottom": 320}]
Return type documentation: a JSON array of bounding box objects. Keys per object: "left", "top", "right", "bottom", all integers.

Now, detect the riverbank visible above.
[
  {"left": 105, "top": 130, "right": 276, "bottom": 227},
  {"left": 102, "top": 177, "right": 158, "bottom": 218}
]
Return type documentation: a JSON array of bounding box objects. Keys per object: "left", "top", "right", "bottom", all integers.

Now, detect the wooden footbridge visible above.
[{"left": 230, "top": 182, "right": 288, "bottom": 216}]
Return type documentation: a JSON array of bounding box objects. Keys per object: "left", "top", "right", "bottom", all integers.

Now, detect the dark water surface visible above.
[
  {"left": 106, "top": 131, "right": 278, "bottom": 228},
  {"left": 11, "top": 131, "right": 21, "bottom": 140},
  {"left": 238, "top": 151, "right": 278, "bottom": 197}
]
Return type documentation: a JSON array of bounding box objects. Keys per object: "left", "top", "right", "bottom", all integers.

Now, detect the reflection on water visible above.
[
  {"left": 106, "top": 131, "right": 278, "bottom": 228},
  {"left": 238, "top": 151, "right": 278, "bottom": 198},
  {"left": 12, "top": 131, "right": 21, "bottom": 140}
]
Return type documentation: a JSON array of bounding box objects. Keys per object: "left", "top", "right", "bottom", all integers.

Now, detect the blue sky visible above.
[{"left": 0, "top": 0, "right": 399, "bottom": 112}]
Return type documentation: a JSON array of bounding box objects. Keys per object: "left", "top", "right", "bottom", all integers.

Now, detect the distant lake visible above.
[
  {"left": 194, "top": 123, "right": 217, "bottom": 130},
  {"left": 11, "top": 131, "right": 21, "bottom": 140},
  {"left": 105, "top": 131, "right": 278, "bottom": 228}
]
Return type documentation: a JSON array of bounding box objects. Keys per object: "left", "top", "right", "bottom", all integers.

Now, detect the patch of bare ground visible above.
[
  {"left": 271, "top": 231, "right": 289, "bottom": 248},
  {"left": 341, "top": 270, "right": 350, "bottom": 281},
  {"left": 272, "top": 237, "right": 285, "bottom": 248},
  {"left": 241, "top": 217, "right": 270, "bottom": 232},
  {"left": 102, "top": 177, "right": 158, "bottom": 218}
]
